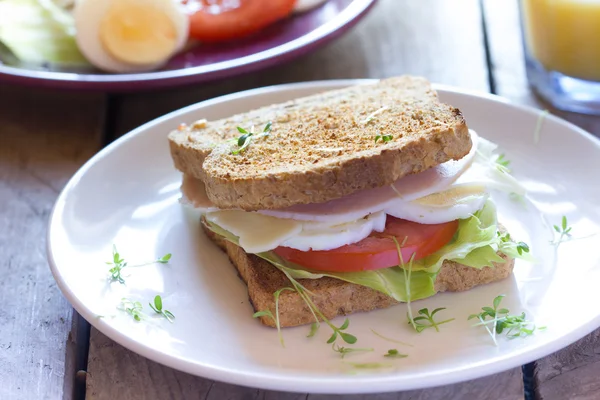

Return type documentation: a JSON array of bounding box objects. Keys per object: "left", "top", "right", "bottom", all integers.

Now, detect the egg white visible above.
[{"left": 74, "top": 0, "right": 188, "bottom": 73}]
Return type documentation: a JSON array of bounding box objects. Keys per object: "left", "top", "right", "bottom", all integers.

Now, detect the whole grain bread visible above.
[
  {"left": 169, "top": 76, "right": 471, "bottom": 211},
  {"left": 202, "top": 222, "right": 515, "bottom": 328}
]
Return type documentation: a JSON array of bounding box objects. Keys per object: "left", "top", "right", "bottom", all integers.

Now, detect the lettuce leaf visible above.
[
  {"left": 0, "top": 0, "right": 88, "bottom": 66},
  {"left": 204, "top": 199, "right": 531, "bottom": 303},
  {"left": 205, "top": 220, "right": 437, "bottom": 302}
]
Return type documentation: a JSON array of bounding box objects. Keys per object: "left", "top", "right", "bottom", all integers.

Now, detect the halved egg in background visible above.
[{"left": 74, "top": 0, "right": 189, "bottom": 73}]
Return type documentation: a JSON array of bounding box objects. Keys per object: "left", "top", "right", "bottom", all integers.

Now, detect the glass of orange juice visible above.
[{"left": 521, "top": 0, "right": 600, "bottom": 114}]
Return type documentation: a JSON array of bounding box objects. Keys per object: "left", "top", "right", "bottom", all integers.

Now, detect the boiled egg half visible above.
[{"left": 74, "top": 0, "right": 189, "bottom": 73}]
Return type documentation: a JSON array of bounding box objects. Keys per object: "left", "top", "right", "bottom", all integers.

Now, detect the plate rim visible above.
[
  {"left": 47, "top": 79, "right": 600, "bottom": 394},
  {"left": 0, "top": 0, "right": 377, "bottom": 91}
]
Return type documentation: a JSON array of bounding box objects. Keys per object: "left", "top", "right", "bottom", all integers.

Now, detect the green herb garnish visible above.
[
  {"left": 391, "top": 237, "right": 419, "bottom": 331},
  {"left": 332, "top": 343, "right": 374, "bottom": 359},
  {"left": 552, "top": 215, "right": 572, "bottom": 246},
  {"left": 148, "top": 295, "right": 175, "bottom": 323},
  {"left": 344, "top": 362, "right": 393, "bottom": 370},
  {"left": 307, "top": 322, "right": 319, "bottom": 338},
  {"left": 326, "top": 318, "right": 357, "bottom": 344},
  {"left": 370, "top": 329, "right": 413, "bottom": 347},
  {"left": 469, "top": 295, "right": 542, "bottom": 345},
  {"left": 497, "top": 232, "right": 530, "bottom": 256},
  {"left": 533, "top": 109, "right": 549, "bottom": 144},
  {"left": 408, "top": 307, "right": 455, "bottom": 333},
  {"left": 232, "top": 121, "right": 272, "bottom": 155},
  {"left": 253, "top": 287, "right": 294, "bottom": 347},
  {"left": 106, "top": 245, "right": 171, "bottom": 284},
  {"left": 383, "top": 349, "right": 408, "bottom": 358},
  {"left": 495, "top": 154, "right": 511, "bottom": 173},
  {"left": 119, "top": 298, "right": 144, "bottom": 321},
  {"left": 374, "top": 134, "right": 393, "bottom": 143}
]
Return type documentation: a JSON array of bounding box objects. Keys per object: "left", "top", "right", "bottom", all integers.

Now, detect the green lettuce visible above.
[
  {"left": 204, "top": 200, "right": 531, "bottom": 303},
  {"left": 206, "top": 220, "right": 437, "bottom": 302},
  {"left": 0, "top": 0, "right": 88, "bottom": 66}
]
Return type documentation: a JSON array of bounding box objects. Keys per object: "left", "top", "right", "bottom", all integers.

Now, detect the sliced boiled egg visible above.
[
  {"left": 385, "top": 184, "right": 490, "bottom": 224},
  {"left": 74, "top": 0, "right": 188, "bottom": 73}
]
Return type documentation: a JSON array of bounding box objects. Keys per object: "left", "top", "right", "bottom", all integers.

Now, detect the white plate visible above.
[{"left": 48, "top": 80, "right": 600, "bottom": 394}]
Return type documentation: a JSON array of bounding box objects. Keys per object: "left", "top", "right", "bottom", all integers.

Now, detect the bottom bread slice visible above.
[{"left": 202, "top": 222, "right": 515, "bottom": 328}]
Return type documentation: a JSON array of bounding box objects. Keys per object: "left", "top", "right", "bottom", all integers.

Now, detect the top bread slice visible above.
[{"left": 169, "top": 76, "right": 471, "bottom": 211}]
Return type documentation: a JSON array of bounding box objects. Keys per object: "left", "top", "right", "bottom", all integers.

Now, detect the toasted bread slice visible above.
[
  {"left": 202, "top": 222, "right": 515, "bottom": 328},
  {"left": 169, "top": 76, "right": 471, "bottom": 211}
]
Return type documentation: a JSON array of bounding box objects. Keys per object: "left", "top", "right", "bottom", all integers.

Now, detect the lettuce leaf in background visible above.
[{"left": 0, "top": 0, "right": 88, "bottom": 66}]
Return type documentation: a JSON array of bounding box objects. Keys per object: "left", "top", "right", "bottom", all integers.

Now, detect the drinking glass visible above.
[{"left": 520, "top": 0, "right": 600, "bottom": 115}]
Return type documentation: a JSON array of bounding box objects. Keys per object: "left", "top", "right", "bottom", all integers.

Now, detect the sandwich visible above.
[{"left": 168, "top": 76, "right": 531, "bottom": 329}]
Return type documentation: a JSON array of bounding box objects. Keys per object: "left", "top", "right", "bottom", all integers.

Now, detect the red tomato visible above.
[
  {"left": 184, "top": 0, "right": 297, "bottom": 43},
  {"left": 273, "top": 217, "right": 459, "bottom": 272}
]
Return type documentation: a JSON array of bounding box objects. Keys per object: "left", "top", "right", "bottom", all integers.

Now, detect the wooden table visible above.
[{"left": 2, "top": 1, "right": 600, "bottom": 399}]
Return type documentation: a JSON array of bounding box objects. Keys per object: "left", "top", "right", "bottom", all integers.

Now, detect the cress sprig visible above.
[
  {"left": 332, "top": 343, "right": 374, "bottom": 359},
  {"left": 468, "top": 295, "right": 543, "bottom": 345},
  {"left": 253, "top": 287, "right": 294, "bottom": 347},
  {"left": 497, "top": 231, "right": 530, "bottom": 256},
  {"left": 119, "top": 298, "right": 145, "bottom": 321},
  {"left": 407, "top": 307, "right": 455, "bottom": 333},
  {"left": 374, "top": 134, "right": 393, "bottom": 144},
  {"left": 107, "top": 245, "right": 171, "bottom": 284},
  {"left": 149, "top": 295, "right": 175, "bottom": 323},
  {"left": 495, "top": 153, "right": 511, "bottom": 174},
  {"left": 231, "top": 121, "right": 272, "bottom": 155},
  {"left": 383, "top": 349, "right": 408, "bottom": 358},
  {"left": 552, "top": 215, "right": 572, "bottom": 246}
]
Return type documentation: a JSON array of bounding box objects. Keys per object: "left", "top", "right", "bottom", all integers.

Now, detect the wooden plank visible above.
[
  {"left": 86, "top": 0, "right": 524, "bottom": 399},
  {"left": 0, "top": 84, "right": 104, "bottom": 400},
  {"left": 87, "top": 329, "right": 523, "bottom": 400},
  {"left": 483, "top": 1, "right": 600, "bottom": 399}
]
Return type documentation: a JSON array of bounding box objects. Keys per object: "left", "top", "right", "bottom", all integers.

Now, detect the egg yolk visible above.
[
  {"left": 415, "top": 185, "right": 487, "bottom": 207},
  {"left": 100, "top": 0, "right": 178, "bottom": 66}
]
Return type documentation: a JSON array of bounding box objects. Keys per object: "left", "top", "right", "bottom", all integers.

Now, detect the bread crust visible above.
[
  {"left": 202, "top": 222, "right": 515, "bottom": 328},
  {"left": 169, "top": 76, "right": 472, "bottom": 211}
]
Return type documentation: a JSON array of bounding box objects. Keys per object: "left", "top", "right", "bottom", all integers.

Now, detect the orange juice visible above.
[{"left": 522, "top": 0, "right": 600, "bottom": 81}]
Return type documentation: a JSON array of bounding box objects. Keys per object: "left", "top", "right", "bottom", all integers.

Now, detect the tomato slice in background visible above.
[
  {"left": 273, "top": 217, "right": 459, "bottom": 272},
  {"left": 185, "top": 0, "right": 297, "bottom": 43}
]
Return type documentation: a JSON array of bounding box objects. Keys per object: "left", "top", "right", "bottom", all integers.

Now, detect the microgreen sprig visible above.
[
  {"left": 391, "top": 236, "right": 419, "bottom": 331},
  {"left": 231, "top": 121, "right": 272, "bottom": 155},
  {"left": 307, "top": 322, "right": 319, "bottom": 338},
  {"left": 253, "top": 287, "right": 294, "bottom": 347},
  {"left": 498, "top": 232, "right": 530, "bottom": 256},
  {"left": 552, "top": 215, "right": 572, "bottom": 246},
  {"left": 344, "top": 362, "right": 393, "bottom": 370},
  {"left": 274, "top": 269, "right": 358, "bottom": 345},
  {"left": 469, "top": 295, "right": 542, "bottom": 345},
  {"left": 332, "top": 343, "right": 374, "bottom": 359},
  {"left": 384, "top": 349, "right": 408, "bottom": 359},
  {"left": 374, "top": 134, "right": 393, "bottom": 144},
  {"left": 106, "top": 245, "right": 171, "bottom": 284},
  {"left": 408, "top": 307, "right": 455, "bottom": 333},
  {"left": 370, "top": 329, "right": 413, "bottom": 347},
  {"left": 119, "top": 298, "right": 145, "bottom": 321},
  {"left": 326, "top": 318, "right": 357, "bottom": 344},
  {"left": 468, "top": 294, "right": 509, "bottom": 346},
  {"left": 495, "top": 153, "right": 511, "bottom": 173},
  {"left": 148, "top": 295, "right": 175, "bottom": 323}
]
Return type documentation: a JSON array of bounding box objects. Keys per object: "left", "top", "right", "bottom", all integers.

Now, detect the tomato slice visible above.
[
  {"left": 273, "top": 217, "right": 458, "bottom": 272},
  {"left": 184, "top": 0, "right": 297, "bottom": 43}
]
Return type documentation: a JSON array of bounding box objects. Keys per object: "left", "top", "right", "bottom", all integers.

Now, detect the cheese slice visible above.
[{"left": 204, "top": 210, "right": 302, "bottom": 254}]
